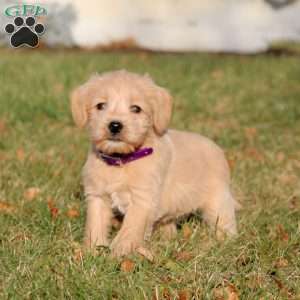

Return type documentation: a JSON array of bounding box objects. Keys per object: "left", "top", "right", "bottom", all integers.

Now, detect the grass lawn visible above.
[{"left": 0, "top": 48, "right": 299, "bottom": 299}]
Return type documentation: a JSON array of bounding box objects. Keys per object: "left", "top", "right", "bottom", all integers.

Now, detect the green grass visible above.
[{"left": 0, "top": 48, "right": 300, "bottom": 299}]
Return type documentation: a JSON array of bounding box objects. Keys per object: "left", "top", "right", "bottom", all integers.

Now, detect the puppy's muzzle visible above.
[{"left": 108, "top": 121, "right": 123, "bottom": 136}]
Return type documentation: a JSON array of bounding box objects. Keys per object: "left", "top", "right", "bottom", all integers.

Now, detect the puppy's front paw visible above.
[{"left": 110, "top": 230, "right": 143, "bottom": 257}]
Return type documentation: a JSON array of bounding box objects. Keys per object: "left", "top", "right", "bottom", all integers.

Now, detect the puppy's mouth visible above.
[
  {"left": 108, "top": 137, "right": 122, "bottom": 142},
  {"left": 93, "top": 137, "right": 136, "bottom": 155}
]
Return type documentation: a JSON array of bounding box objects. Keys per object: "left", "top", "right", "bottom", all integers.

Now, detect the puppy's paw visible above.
[
  {"left": 110, "top": 231, "right": 143, "bottom": 257},
  {"left": 83, "top": 236, "right": 110, "bottom": 254}
]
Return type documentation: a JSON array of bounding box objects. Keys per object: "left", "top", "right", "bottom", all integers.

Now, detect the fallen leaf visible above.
[
  {"left": 0, "top": 201, "right": 16, "bottom": 214},
  {"left": 244, "top": 127, "right": 258, "bottom": 142},
  {"left": 226, "top": 283, "right": 239, "bottom": 300},
  {"left": 276, "top": 152, "right": 286, "bottom": 162},
  {"left": 236, "top": 254, "right": 250, "bottom": 267},
  {"left": 182, "top": 224, "right": 192, "bottom": 239},
  {"left": 244, "top": 148, "right": 264, "bottom": 162},
  {"left": 275, "top": 258, "right": 289, "bottom": 268},
  {"left": 174, "top": 250, "right": 193, "bottom": 262},
  {"left": 73, "top": 247, "right": 83, "bottom": 263},
  {"left": 24, "top": 187, "right": 40, "bottom": 201},
  {"left": 213, "top": 285, "right": 225, "bottom": 300},
  {"left": 0, "top": 151, "right": 7, "bottom": 161},
  {"left": 50, "top": 207, "right": 59, "bottom": 218},
  {"left": 0, "top": 119, "right": 7, "bottom": 133},
  {"left": 213, "top": 283, "right": 239, "bottom": 300},
  {"left": 17, "top": 148, "right": 25, "bottom": 162},
  {"left": 247, "top": 274, "right": 264, "bottom": 290},
  {"left": 289, "top": 196, "right": 298, "bottom": 210},
  {"left": 278, "top": 173, "right": 297, "bottom": 185},
  {"left": 47, "top": 198, "right": 59, "bottom": 218},
  {"left": 276, "top": 224, "right": 289, "bottom": 242},
  {"left": 178, "top": 289, "right": 191, "bottom": 300},
  {"left": 270, "top": 274, "right": 294, "bottom": 298},
  {"left": 136, "top": 246, "right": 154, "bottom": 262},
  {"left": 120, "top": 259, "right": 135, "bottom": 272},
  {"left": 228, "top": 158, "right": 236, "bottom": 171},
  {"left": 162, "top": 288, "right": 171, "bottom": 300},
  {"left": 66, "top": 208, "right": 80, "bottom": 218},
  {"left": 160, "top": 275, "right": 172, "bottom": 283}
]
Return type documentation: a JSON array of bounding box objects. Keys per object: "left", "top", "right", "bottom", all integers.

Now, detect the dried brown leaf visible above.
[
  {"left": 47, "top": 198, "right": 59, "bottom": 218},
  {"left": 24, "top": 187, "right": 40, "bottom": 201},
  {"left": 276, "top": 224, "right": 289, "bottom": 242},
  {"left": 271, "top": 275, "right": 294, "bottom": 298},
  {"left": 228, "top": 158, "right": 236, "bottom": 171},
  {"left": 289, "top": 196, "right": 298, "bottom": 210},
  {"left": 226, "top": 284, "right": 239, "bottom": 300},
  {"left": 174, "top": 250, "right": 193, "bottom": 262},
  {"left": 278, "top": 173, "right": 297, "bottom": 185},
  {"left": 0, "top": 119, "right": 7, "bottom": 133},
  {"left": 213, "top": 283, "right": 239, "bottom": 300},
  {"left": 247, "top": 274, "right": 264, "bottom": 290},
  {"left": 73, "top": 247, "right": 83, "bottom": 263},
  {"left": 17, "top": 148, "right": 25, "bottom": 162},
  {"left": 162, "top": 288, "right": 171, "bottom": 300},
  {"left": 66, "top": 208, "right": 80, "bottom": 218},
  {"left": 244, "top": 127, "right": 258, "bottom": 142},
  {"left": 120, "top": 259, "right": 135, "bottom": 272},
  {"left": 275, "top": 258, "right": 289, "bottom": 268},
  {"left": 0, "top": 201, "right": 16, "bottom": 214},
  {"left": 276, "top": 152, "right": 286, "bottom": 162},
  {"left": 178, "top": 289, "right": 191, "bottom": 300},
  {"left": 182, "top": 224, "right": 192, "bottom": 239},
  {"left": 244, "top": 148, "right": 264, "bottom": 162},
  {"left": 213, "top": 285, "right": 225, "bottom": 300}
]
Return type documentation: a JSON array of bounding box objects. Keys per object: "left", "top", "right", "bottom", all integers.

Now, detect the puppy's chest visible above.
[
  {"left": 105, "top": 181, "right": 131, "bottom": 214},
  {"left": 110, "top": 191, "right": 131, "bottom": 214}
]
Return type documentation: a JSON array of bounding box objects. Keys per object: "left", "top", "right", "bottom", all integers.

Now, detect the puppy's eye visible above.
[
  {"left": 130, "top": 105, "right": 142, "bottom": 113},
  {"left": 96, "top": 102, "right": 106, "bottom": 110}
]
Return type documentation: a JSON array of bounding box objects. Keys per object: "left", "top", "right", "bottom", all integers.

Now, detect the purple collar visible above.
[{"left": 98, "top": 147, "right": 153, "bottom": 166}]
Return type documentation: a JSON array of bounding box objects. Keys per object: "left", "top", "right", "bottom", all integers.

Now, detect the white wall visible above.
[{"left": 3, "top": 0, "right": 300, "bottom": 53}]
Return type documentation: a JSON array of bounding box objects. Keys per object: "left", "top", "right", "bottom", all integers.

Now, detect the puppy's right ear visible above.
[{"left": 70, "top": 86, "right": 88, "bottom": 128}]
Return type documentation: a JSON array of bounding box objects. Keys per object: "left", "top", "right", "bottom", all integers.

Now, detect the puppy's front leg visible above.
[
  {"left": 110, "top": 200, "right": 155, "bottom": 257},
  {"left": 84, "top": 196, "right": 112, "bottom": 249}
]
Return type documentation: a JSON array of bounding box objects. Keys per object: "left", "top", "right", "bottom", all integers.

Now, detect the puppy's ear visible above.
[
  {"left": 70, "top": 86, "right": 88, "bottom": 128},
  {"left": 152, "top": 87, "right": 173, "bottom": 136}
]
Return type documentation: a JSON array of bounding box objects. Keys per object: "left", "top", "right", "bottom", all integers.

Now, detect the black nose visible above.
[{"left": 108, "top": 121, "right": 123, "bottom": 135}]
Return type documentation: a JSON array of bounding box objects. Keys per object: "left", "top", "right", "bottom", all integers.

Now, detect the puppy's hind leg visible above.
[{"left": 202, "top": 187, "right": 237, "bottom": 239}]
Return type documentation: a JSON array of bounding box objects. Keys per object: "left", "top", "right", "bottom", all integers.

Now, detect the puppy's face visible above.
[{"left": 71, "top": 71, "right": 172, "bottom": 154}]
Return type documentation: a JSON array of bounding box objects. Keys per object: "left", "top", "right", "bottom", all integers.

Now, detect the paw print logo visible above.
[{"left": 5, "top": 16, "right": 45, "bottom": 48}]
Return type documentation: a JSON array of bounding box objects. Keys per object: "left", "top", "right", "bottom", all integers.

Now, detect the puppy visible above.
[{"left": 71, "top": 70, "right": 237, "bottom": 257}]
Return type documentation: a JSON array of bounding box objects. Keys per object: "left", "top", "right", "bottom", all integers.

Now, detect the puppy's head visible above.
[{"left": 71, "top": 70, "right": 172, "bottom": 154}]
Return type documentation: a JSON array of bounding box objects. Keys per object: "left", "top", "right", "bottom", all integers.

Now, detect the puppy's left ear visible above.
[
  {"left": 152, "top": 87, "right": 173, "bottom": 135},
  {"left": 70, "top": 86, "right": 88, "bottom": 128}
]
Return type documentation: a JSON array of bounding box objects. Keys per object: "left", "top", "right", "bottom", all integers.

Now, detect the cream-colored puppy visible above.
[{"left": 71, "top": 70, "right": 237, "bottom": 257}]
